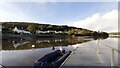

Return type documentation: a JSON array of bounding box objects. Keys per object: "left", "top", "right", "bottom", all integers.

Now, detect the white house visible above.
[
  {"left": 36, "top": 30, "right": 50, "bottom": 33},
  {"left": 55, "top": 31, "right": 63, "bottom": 34},
  {"left": 36, "top": 30, "right": 63, "bottom": 34},
  {"left": 13, "top": 26, "right": 30, "bottom": 34}
]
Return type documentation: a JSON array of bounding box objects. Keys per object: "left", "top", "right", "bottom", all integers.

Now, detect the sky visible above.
[{"left": 0, "top": 2, "right": 118, "bottom": 32}]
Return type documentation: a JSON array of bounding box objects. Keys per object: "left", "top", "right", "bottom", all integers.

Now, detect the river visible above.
[{"left": 0, "top": 37, "right": 119, "bottom": 67}]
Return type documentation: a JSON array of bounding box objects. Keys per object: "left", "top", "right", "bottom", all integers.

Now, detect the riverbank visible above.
[{"left": 2, "top": 33, "right": 108, "bottom": 41}]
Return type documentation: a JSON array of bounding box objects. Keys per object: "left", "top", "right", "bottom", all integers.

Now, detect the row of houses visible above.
[
  {"left": 13, "top": 26, "right": 31, "bottom": 34},
  {"left": 36, "top": 30, "right": 63, "bottom": 34},
  {"left": 12, "top": 26, "right": 64, "bottom": 34}
]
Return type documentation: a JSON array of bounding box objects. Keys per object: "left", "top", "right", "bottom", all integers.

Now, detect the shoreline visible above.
[{"left": 2, "top": 33, "right": 108, "bottom": 41}]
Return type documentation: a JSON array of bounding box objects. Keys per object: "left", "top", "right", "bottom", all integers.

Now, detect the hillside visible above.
[
  {"left": 2, "top": 22, "right": 109, "bottom": 38},
  {"left": 109, "top": 32, "right": 120, "bottom": 35}
]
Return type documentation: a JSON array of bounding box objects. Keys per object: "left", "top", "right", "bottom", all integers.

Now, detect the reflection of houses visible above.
[
  {"left": 12, "top": 40, "right": 29, "bottom": 49},
  {"left": 55, "top": 39, "right": 62, "bottom": 42},
  {"left": 13, "top": 26, "right": 30, "bottom": 34},
  {"left": 36, "top": 40, "right": 50, "bottom": 43}
]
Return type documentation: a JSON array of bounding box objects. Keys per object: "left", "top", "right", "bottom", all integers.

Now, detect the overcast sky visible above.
[{"left": 0, "top": 2, "right": 118, "bottom": 32}]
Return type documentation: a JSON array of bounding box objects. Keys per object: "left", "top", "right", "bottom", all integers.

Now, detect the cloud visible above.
[
  {"left": 71, "top": 10, "right": 118, "bottom": 32},
  {"left": 0, "top": 2, "right": 38, "bottom": 23}
]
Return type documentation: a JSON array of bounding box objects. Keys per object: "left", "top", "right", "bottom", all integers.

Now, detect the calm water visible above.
[
  {"left": 0, "top": 37, "right": 119, "bottom": 67},
  {"left": 63, "top": 37, "right": 119, "bottom": 66}
]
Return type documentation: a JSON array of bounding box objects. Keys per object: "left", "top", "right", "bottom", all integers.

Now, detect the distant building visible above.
[
  {"left": 13, "top": 26, "right": 30, "bottom": 34},
  {"left": 36, "top": 30, "right": 63, "bottom": 34},
  {"left": 54, "top": 31, "right": 63, "bottom": 34},
  {"left": 36, "top": 30, "right": 50, "bottom": 33}
]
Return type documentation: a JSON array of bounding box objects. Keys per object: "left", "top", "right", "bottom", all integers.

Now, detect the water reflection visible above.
[
  {"left": 96, "top": 40, "right": 104, "bottom": 63},
  {"left": 2, "top": 37, "right": 94, "bottom": 50},
  {"left": 95, "top": 39, "right": 119, "bottom": 66},
  {"left": 61, "top": 38, "right": 119, "bottom": 67},
  {"left": 111, "top": 49, "right": 115, "bottom": 66},
  {"left": 97, "top": 40, "right": 120, "bottom": 68}
]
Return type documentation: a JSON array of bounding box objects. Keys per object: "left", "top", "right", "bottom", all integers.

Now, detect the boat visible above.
[{"left": 33, "top": 49, "right": 71, "bottom": 68}]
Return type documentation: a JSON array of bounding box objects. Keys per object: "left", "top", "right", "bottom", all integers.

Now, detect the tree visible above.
[{"left": 27, "top": 24, "right": 37, "bottom": 34}]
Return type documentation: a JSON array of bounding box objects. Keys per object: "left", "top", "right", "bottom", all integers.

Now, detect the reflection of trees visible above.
[{"left": 2, "top": 37, "right": 93, "bottom": 50}]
